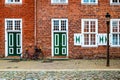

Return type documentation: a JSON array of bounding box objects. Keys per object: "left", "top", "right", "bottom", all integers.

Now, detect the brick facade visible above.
[
  {"left": 0, "top": 0, "right": 35, "bottom": 57},
  {"left": 36, "top": 0, "right": 120, "bottom": 59},
  {"left": 0, "top": 0, "right": 120, "bottom": 59}
]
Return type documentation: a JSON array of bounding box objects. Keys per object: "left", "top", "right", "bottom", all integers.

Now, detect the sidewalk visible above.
[
  {"left": 0, "top": 59, "right": 120, "bottom": 80},
  {"left": 0, "top": 59, "right": 119, "bottom": 70}
]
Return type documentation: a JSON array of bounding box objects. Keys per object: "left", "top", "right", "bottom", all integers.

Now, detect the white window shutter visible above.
[
  {"left": 74, "top": 33, "right": 82, "bottom": 46},
  {"left": 98, "top": 34, "right": 107, "bottom": 45},
  {"left": 109, "top": 34, "right": 112, "bottom": 46}
]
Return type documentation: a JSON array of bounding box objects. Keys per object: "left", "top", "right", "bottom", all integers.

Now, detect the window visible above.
[
  {"left": 111, "top": 19, "right": 120, "bottom": 47},
  {"left": 5, "top": 19, "right": 22, "bottom": 31},
  {"left": 110, "top": 0, "right": 120, "bottom": 4},
  {"left": 82, "top": 19, "right": 98, "bottom": 47},
  {"left": 51, "top": 0, "right": 68, "bottom": 4},
  {"left": 81, "top": 0, "right": 98, "bottom": 4},
  {"left": 52, "top": 19, "right": 68, "bottom": 31},
  {"left": 5, "top": 0, "right": 22, "bottom": 4}
]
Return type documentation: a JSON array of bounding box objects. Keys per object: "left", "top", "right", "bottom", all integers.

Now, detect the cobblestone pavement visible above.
[{"left": 0, "top": 70, "right": 120, "bottom": 80}]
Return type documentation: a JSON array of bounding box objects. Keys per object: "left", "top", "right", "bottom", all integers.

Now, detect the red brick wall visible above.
[
  {"left": 0, "top": 0, "right": 119, "bottom": 58},
  {"left": 36, "top": 0, "right": 120, "bottom": 58},
  {"left": 0, "top": 0, "right": 35, "bottom": 57}
]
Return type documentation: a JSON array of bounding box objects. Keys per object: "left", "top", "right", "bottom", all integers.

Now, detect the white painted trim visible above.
[
  {"left": 55, "top": 48, "right": 59, "bottom": 54},
  {"left": 55, "top": 34, "right": 59, "bottom": 46},
  {"left": 110, "top": 0, "right": 120, "bottom": 5},
  {"left": 97, "top": 33, "right": 107, "bottom": 45},
  {"left": 5, "top": 18, "right": 22, "bottom": 57},
  {"left": 9, "top": 48, "right": 14, "bottom": 54},
  {"left": 110, "top": 19, "right": 120, "bottom": 47},
  {"left": 5, "top": 19, "right": 8, "bottom": 57},
  {"left": 9, "top": 33, "right": 14, "bottom": 47},
  {"left": 62, "top": 48, "right": 66, "bottom": 54},
  {"left": 5, "top": 0, "right": 22, "bottom": 4},
  {"left": 62, "top": 34, "right": 66, "bottom": 46},
  {"left": 81, "top": 19, "right": 98, "bottom": 47},
  {"left": 17, "top": 48, "right": 21, "bottom": 54},
  {"left": 74, "top": 33, "right": 82, "bottom": 46},
  {"left": 16, "top": 33, "right": 21, "bottom": 47},
  {"left": 51, "top": 18, "right": 68, "bottom": 57}
]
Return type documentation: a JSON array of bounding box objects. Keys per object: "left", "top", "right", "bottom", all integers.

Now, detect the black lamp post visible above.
[{"left": 105, "top": 12, "right": 111, "bottom": 67}]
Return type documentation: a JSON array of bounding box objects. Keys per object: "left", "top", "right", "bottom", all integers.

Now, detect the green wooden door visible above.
[
  {"left": 8, "top": 32, "right": 21, "bottom": 56},
  {"left": 54, "top": 33, "right": 67, "bottom": 56}
]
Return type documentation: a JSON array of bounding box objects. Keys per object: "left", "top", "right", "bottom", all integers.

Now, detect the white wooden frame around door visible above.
[
  {"left": 51, "top": 18, "right": 68, "bottom": 57},
  {"left": 5, "top": 18, "right": 22, "bottom": 57}
]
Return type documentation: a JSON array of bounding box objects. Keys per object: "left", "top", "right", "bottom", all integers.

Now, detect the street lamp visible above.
[{"left": 105, "top": 12, "right": 111, "bottom": 67}]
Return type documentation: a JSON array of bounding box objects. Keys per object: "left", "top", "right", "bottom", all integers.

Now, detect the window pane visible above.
[
  {"left": 7, "top": 20, "right": 13, "bottom": 30},
  {"left": 53, "top": 20, "right": 59, "bottom": 31},
  {"left": 61, "top": 20, "right": 66, "bottom": 31},
  {"left": 84, "top": 21, "right": 89, "bottom": 32},
  {"left": 60, "top": 0, "right": 66, "bottom": 3},
  {"left": 15, "top": 0, "right": 20, "bottom": 2},
  {"left": 15, "top": 20, "right": 21, "bottom": 30},
  {"left": 90, "top": 0, "right": 96, "bottom": 2},
  {"left": 90, "top": 34, "right": 96, "bottom": 45},
  {"left": 113, "top": 34, "right": 118, "bottom": 45},
  {"left": 90, "top": 21, "right": 95, "bottom": 32},
  {"left": 84, "top": 0, "right": 89, "bottom": 2},
  {"left": 53, "top": 0, "right": 59, "bottom": 3},
  {"left": 8, "top": 0, "right": 13, "bottom": 2},
  {"left": 112, "top": 21, "right": 118, "bottom": 32},
  {"left": 112, "top": 0, "right": 117, "bottom": 2},
  {"left": 119, "top": 21, "right": 120, "bottom": 32},
  {"left": 119, "top": 34, "right": 120, "bottom": 45},
  {"left": 84, "top": 34, "right": 89, "bottom": 45}
]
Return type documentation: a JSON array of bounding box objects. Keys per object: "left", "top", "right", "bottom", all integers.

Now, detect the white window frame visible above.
[
  {"left": 110, "top": 19, "right": 120, "bottom": 47},
  {"left": 5, "top": 18, "right": 22, "bottom": 31},
  {"left": 52, "top": 19, "right": 68, "bottom": 32},
  {"left": 51, "top": 0, "right": 68, "bottom": 4},
  {"left": 5, "top": 0, "right": 22, "bottom": 4},
  {"left": 81, "top": 0, "right": 98, "bottom": 5},
  {"left": 81, "top": 19, "right": 98, "bottom": 47},
  {"left": 110, "top": 0, "right": 120, "bottom": 5}
]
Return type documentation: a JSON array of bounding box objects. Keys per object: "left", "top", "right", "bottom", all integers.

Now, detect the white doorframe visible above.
[
  {"left": 5, "top": 18, "right": 22, "bottom": 57},
  {"left": 51, "top": 19, "right": 68, "bottom": 57}
]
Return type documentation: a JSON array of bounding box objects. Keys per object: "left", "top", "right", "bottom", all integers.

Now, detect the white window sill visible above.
[
  {"left": 81, "top": 3, "right": 98, "bottom": 5},
  {"left": 51, "top": 3, "right": 68, "bottom": 5},
  {"left": 110, "top": 3, "right": 120, "bottom": 5},
  {"left": 5, "top": 2, "right": 22, "bottom": 4},
  {"left": 82, "top": 45, "right": 98, "bottom": 47},
  {"left": 110, "top": 45, "right": 120, "bottom": 47}
]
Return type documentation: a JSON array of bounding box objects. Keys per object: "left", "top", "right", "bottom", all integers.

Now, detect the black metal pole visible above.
[{"left": 106, "top": 21, "right": 110, "bottom": 67}]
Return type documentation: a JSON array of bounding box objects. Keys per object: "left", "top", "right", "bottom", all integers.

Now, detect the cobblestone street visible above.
[{"left": 0, "top": 70, "right": 120, "bottom": 80}]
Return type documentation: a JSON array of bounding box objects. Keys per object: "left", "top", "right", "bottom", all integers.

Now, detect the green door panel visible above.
[
  {"left": 8, "top": 32, "right": 21, "bottom": 56},
  {"left": 54, "top": 33, "right": 67, "bottom": 56}
]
